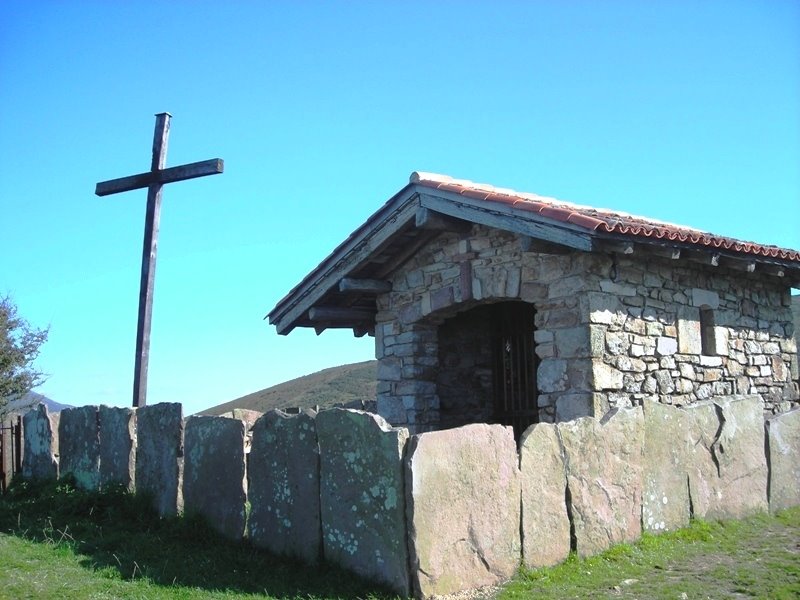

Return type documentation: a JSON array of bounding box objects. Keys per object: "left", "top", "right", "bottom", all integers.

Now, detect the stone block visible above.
[
  {"left": 765, "top": 408, "right": 800, "bottom": 512},
  {"left": 691, "top": 288, "right": 720, "bottom": 309},
  {"left": 555, "top": 326, "right": 590, "bottom": 358},
  {"left": 548, "top": 275, "right": 586, "bottom": 299},
  {"left": 677, "top": 306, "right": 701, "bottom": 354},
  {"left": 135, "top": 403, "right": 184, "bottom": 517},
  {"left": 537, "top": 359, "right": 568, "bottom": 392},
  {"left": 685, "top": 395, "right": 768, "bottom": 520},
  {"left": 377, "top": 357, "right": 402, "bottom": 381},
  {"left": 59, "top": 406, "right": 100, "bottom": 491},
  {"left": 586, "top": 293, "right": 623, "bottom": 325},
  {"left": 555, "top": 394, "right": 594, "bottom": 421},
  {"left": 377, "top": 395, "right": 408, "bottom": 425},
  {"left": 641, "top": 401, "right": 691, "bottom": 532},
  {"left": 605, "top": 332, "right": 630, "bottom": 355},
  {"left": 317, "top": 409, "right": 410, "bottom": 595},
  {"left": 406, "top": 424, "right": 520, "bottom": 597},
  {"left": 520, "top": 423, "right": 570, "bottom": 568},
  {"left": 98, "top": 406, "right": 136, "bottom": 491},
  {"left": 699, "top": 355, "right": 722, "bottom": 367},
  {"left": 558, "top": 407, "right": 644, "bottom": 558},
  {"left": 656, "top": 337, "right": 677, "bottom": 357},
  {"left": 713, "top": 328, "right": 729, "bottom": 356},
  {"left": 430, "top": 286, "right": 455, "bottom": 312},
  {"left": 183, "top": 416, "right": 247, "bottom": 540},
  {"left": 654, "top": 371, "right": 675, "bottom": 394},
  {"left": 592, "top": 360, "right": 624, "bottom": 390},
  {"left": 22, "top": 403, "right": 59, "bottom": 481},
  {"left": 520, "top": 282, "right": 547, "bottom": 303},
  {"left": 599, "top": 280, "right": 637, "bottom": 297},
  {"left": 248, "top": 409, "right": 321, "bottom": 563}
]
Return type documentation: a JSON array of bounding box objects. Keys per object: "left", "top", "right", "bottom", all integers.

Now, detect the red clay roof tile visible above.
[{"left": 410, "top": 172, "right": 800, "bottom": 263}]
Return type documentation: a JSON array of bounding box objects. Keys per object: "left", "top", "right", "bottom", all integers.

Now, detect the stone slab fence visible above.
[{"left": 21, "top": 396, "right": 800, "bottom": 598}]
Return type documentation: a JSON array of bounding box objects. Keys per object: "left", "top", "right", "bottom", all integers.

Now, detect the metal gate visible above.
[
  {"left": 0, "top": 415, "right": 23, "bottom": 493},
  {"left": 491, "top": 302, "right": 538, "bottom": 440}
]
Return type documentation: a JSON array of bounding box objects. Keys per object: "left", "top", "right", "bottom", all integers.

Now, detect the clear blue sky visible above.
[{"left": 2, "top": 1, "right": 798, "bottom": 415}]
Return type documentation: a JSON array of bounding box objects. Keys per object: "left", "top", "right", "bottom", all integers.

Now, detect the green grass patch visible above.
[
  {"left": 0, "top": 477, "right": 398, "bottom": 599},
  {"left": 501, "top": 507, "right": 800, "bottom": 600},
  {"left": 2, "top": 479, "right": 799, "bottom": 599}
]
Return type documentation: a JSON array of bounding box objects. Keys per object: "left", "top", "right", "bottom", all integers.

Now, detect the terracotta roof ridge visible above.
[
  {"left": 410, "top": 171, "right": 708, "bottom": 233},
  {"left": 408, "top": 171, "right": 799, "bottom": 263}
]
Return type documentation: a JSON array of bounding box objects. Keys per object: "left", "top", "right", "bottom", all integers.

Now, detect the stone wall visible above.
[
  {"left": 21, "top": 397, "right": 800, "bottom": 599},
  {"left": 588, "top": 255, "right": 798, "bottom": 416},
  {"left": 373, "top": 225, "right": 798, "bottom": 433},
  {"left": 375, "top": 225, "right": 607, "bottom": 431}
]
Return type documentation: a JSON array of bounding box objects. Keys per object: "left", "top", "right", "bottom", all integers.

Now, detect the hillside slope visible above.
[
  {"left": 200, "top": 360, "right": 378, "bottom": 416},
  {"left": 1, "top": 391, "right": 70, "bottom": 419}
]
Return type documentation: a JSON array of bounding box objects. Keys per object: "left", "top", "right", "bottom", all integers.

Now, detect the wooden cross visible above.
[{"left": 95, "top": 113, "right": 224, "bottom": 408}]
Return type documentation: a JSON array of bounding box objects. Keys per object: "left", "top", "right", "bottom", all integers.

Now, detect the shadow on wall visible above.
[{"left": 20, "top": 396, "right": 800, "bottom": 599}]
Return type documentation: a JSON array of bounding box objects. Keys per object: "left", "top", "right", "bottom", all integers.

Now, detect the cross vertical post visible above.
[
  {"left": 133, "top": 112, "right": 170, "bottom": 408},
  {"left": 95, "top": 113, "right": 224, "bottom": 408}
]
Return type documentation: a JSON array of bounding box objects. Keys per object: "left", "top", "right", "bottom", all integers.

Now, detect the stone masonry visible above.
[{"left": 374, "top": 225, "right": 798, "bottom": 433}]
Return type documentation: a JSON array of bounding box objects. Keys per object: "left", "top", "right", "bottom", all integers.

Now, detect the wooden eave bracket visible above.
[{"left": 596, "top": 236, "right": 800, "bottom": 283}]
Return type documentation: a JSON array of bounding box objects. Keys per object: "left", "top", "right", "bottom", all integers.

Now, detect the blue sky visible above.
[{"left": 2, "top": 1, "right": 798, "bottom": 415}]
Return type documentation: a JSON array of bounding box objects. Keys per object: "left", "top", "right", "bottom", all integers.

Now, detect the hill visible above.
[
  {"left": 1, "top": 391, "right": 70, "bottom": 419},
  {"left": 200, "top": 360, "right": 378, "bottom": 416}
]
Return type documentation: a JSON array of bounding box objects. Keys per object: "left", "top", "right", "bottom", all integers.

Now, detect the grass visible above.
[
  {"left": 0, "top": 477, "right": 397, "bottom": 599},
  {"left": 1, "top": 480, "right": 798, "bottom": 599},
  {"left": 500, "top": 507, "right": 800, "bottom": 600}
]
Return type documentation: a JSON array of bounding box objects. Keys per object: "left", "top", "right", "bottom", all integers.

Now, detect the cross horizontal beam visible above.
[{"left": 95, "top": 158, "right": 224, "bottom": 197}]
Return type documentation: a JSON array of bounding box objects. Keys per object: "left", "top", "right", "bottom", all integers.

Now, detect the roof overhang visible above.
[{"left": 267, "top": 173, "right": 800, "bottom": 336}]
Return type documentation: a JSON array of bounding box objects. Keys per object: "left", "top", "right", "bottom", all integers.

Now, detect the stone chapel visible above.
[{"left": 268, "top": 173, "right": 800, "bottom": 436}]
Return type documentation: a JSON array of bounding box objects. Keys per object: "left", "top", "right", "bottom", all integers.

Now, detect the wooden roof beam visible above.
[
  {"left": 759, "top": 263, "right": 785, "bottom": 278},
  {"left": 373, "top": 230, "right": 441, "bottom": 279},
  {"left": 418, "top": 192, "right": 594, "bottom": 251},
  {"left": 339, "top": 278, "right": 392, "bottom": 294},
  {"left": 718, "top": 256, "right": 756, "bottom": 273},
  {"left": 684, "top": 249, "right": 720, "bottom": 267},
  {"left": 648, "top": 245, "right": 681, "bottom": 260}
]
